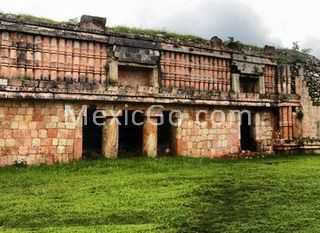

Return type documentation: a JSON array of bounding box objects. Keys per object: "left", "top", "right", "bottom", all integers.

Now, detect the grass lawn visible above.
[{"left": 1, "top": 155, "right": 320, "bottom": 232}]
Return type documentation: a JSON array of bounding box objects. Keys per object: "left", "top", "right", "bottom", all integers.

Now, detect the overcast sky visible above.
[{"left": 0, "top": 0, "right": 319, "bottom": 57}]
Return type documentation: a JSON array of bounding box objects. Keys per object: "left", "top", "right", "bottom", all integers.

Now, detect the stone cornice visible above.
[{"left": 0, "top": 84, "right": 300, "bottom": 108}]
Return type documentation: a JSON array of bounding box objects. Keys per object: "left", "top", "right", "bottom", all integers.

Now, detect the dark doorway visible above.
[
  {"left": 118, "top": 110, "right": 143, "bottom": 156},
  {"left": 240, "top": 76, "right": 259, "bottom": 93},
  {"left": 240, "top": 112, "right": 255, "bottom": 151},
  {"left": 158, "top": 111, "right": 173, "bottom": 155},
  {"left": 82, "top": 106, "right": 103, "bottom": 158}
]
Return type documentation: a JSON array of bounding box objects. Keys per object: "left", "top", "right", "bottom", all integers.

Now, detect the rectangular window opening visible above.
[{"left": 240, "top": 76, "right": 259, "bottom": 93}]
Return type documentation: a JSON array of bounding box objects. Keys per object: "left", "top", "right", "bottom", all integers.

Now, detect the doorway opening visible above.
[
  {"left": 240, "top": 112, "right": 256, "bottom": 151},
  {"left": 240, "top": 76, "right": 259, "bottom": 93},
  {"left": 118, "top": 110, "right": 143, "bottom": 156},
  {"left": 82, "top": 106, "right": 103, "bottom": 159},
  {"left": 158, "top": 111, "right": 173, "bottom": 156}
]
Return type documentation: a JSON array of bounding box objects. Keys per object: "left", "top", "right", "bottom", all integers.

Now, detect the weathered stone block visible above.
[{"left": 80, "top": 15, "right": 106, "bottom": 32}]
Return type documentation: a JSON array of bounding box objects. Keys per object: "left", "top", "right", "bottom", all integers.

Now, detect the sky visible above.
[{"left": 0, "top": 0, "right": 319, "bottom": 57}]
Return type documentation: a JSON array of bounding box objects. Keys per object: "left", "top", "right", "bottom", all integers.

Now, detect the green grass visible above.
[
  {"left": 0, "top": 12, "right": 77, "bottom": 25},
  {"left": 110, "top": 26, "right": 208, "bottom": 44},
  {"left": 1, "top": 155, "right": 320, "bottom": 232}
]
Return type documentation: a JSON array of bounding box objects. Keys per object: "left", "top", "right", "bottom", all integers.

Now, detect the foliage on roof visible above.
[
  {"left": 225, "top": 37, "right": 315, "bottom": 63},
  {"left": 109, "top": 26, "right": 209, "bottom": 44},
  {"left": 275, "top": 42, "right": 313, "bottom": 64},
  {"left": 0, "top": 12, "right": 317, "bottom": 63},
  {"left": 0, "top": 12, "right": 78, "bottom": 25},
  {"left": 224, "top": 37, "right": 270, "bottom": 55}
]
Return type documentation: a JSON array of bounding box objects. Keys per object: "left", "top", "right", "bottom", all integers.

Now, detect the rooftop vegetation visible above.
[
  {"left": 0, "top": 12, "right": 315, "bottom": 63},
  {"left": 0, "top": 12, "right": 78, "bottom": 25},
  {"left": 109, "top": 25, "right": 209, "bottom": 44},
  {"left": 275, "top": 42, "right": 313, "bottom": 64}
]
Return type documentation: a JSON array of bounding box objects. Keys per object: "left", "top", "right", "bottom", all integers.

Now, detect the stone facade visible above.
[
  {"left": 0, "top": 14, "right": 318, "bottom": 166},
  {"left": 300, "top": 74, "right": 320, "bottom": 138},
  {"left": 0, "top": 100, "right": 82, "bottom": 165},
  {"left": 172, "top": 108, "right": 240, "bottom": 158},
  {"left": 254, "top": 111, "right": 275, "bottom": 152}
]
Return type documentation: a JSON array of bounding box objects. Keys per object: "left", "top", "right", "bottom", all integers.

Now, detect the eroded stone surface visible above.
[
  {"left": 102, "top": 117, "right": 119, "bottom": 159},
  {"left": 0, "top": 14, "right": 318, "bottom": 165}
]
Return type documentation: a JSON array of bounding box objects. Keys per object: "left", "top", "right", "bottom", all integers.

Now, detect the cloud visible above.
[
  {"left": 302, "top": 37, "right": 320, "bottom": 58},
  {"left": 136, "top": 0, "right": 281, "bottom": 46}
]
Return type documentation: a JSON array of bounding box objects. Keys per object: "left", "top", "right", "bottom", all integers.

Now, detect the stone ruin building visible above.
[{"left": 0, "top": 14, "right": 320, "bottom": 165}]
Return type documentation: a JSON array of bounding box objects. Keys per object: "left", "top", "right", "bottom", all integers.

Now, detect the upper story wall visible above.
[
  {"left": 0, "top": 15, "right": 289, "bottom": 107},
  {"left": 160, "top": 51, "right": 231, "bottom": 91},
  {"left": 0, "top": 31, "right": 107, "bottom": 83}
]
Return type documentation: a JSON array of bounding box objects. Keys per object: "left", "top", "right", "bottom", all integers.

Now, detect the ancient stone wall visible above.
[
  {"left": 171, "top": 107, "right": 275, "bottom": 158},
  {"left": 264, "top": 65, "right": 277, "bottom": 94},
  {"left": 0, "top": 14, "right": 304, "bottom": 163},
  {"left": 172, "top": 108, "right": 239, "bottom": 158},
  {"left": 160, "top": 52, "right": 231, "bottom": 91},
  {"left": 254, "top": 111, "right": 276, "bottom": 152},
  {"left": 300, "top": 78, "right": 320, "bottom": 138},
  {"left": 0, "top": 26, "right": 278, "bottom": 96},
  {"left": 0, "top": 31, "right": 107, "bottom": 83},
  {"left": 292, "top": 56, "right": 320, "bottom": 139},
  {"left": 0, "top": 99, "right": 277, "bottom": 165},
  {"left": 0, "top": 100, "right": 82, "bottom": 165}
]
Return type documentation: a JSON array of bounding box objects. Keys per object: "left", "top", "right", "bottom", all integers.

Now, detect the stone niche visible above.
[
  {"left": 108, "top": 45, "right": 160, "bottom": 87},
  {"left": 231, "top": 60, "right": 266, "bottom": 94},
  {"left": 118, "top": 64, "right": 156, "bottom": 87},
  {"left": 239, "top": 75, "right": 260, "bottom": 93}
]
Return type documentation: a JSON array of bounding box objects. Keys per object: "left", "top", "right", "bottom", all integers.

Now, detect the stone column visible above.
[
  {"left": 231, "top": 73, "right": 240, "bottom": 93},
  {"left": 277, "top": 66, "right": 282, "bottom": 94},
  {"left": 102, "top": 117, "right": 119, "bottom": 159},
  {"left": 143, "top": 116, "right": 158, "bottom": 157},
  {"left": 281, "top": 66, "right": 287, "bottom": 94},
  {"left": 258, "top": 75, "right": 266, "bottom": 94},
  {"left": 278, "top": 65, "right": 289, "bottom": 94},
  {"left": 286, "top": 65, "right": 291, "bottom": 94},
  {"left": 279, "top": 105, "right": 294, "bottom": 140},
  {"left": 100, "top": 108, "right": 121, "bottom": 159},
  {"left": 278, "top": 65, "right": 291, "bottom": 95},
  {"left": 282, "top": 106, "right": 289, "bottom": 139},
  {"left": 169, "top": 112, "right": 183, "bottom": 156},
  {"left": 295, "top": 65, "right": 304, "bottom": 96},
  {"left": 150, "top": 66, "right": 159, "bottom": 88},
  {"left": 288, "top": 106, "right": 293, "bottom": 139},
  {"left": 108, "top": 60, "right": 118, "bottom": 85}
]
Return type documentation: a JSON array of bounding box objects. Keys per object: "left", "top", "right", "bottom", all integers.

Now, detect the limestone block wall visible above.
[
  {"left": 254, "top": 111, "right": 276, "bottom": 152},
  {"left": 172, "top": 108, "right": 240, "bottom": 158},
  {"left": 172, "top": 108, "right": 276, "bottom": 158},
  {"left": 0, "top": 100, "right": 82, "bottom": 166},
  {"left": 300, "top": 79, "right": 320, "bottom": 138},
  {"left": 0, "top": 31, "right": 107, "bottom": 83}
]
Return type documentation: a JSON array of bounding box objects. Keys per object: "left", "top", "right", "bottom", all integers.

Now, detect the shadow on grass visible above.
[{"left": 172, "top": 168, "right": 272, "bottom": 233}]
